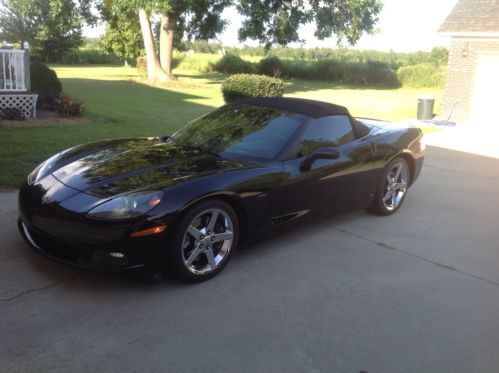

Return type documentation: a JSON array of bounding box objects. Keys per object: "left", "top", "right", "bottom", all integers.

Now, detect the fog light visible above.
[{"left": 110, "top": 252, "right": 125, "bottom": 258}]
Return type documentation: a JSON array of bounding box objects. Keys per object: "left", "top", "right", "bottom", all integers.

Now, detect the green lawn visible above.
[{"left": 0, "top": 65, "right": 442, "bottom": 188}]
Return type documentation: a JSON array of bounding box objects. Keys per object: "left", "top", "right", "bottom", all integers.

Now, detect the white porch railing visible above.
[{"left": 0, "top": 49, "right": 26, "bottom": 92}]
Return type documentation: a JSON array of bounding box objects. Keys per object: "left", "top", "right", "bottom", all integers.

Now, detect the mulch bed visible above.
[{"left": 0, "top": 110, "right": 88, "bottom": 128}]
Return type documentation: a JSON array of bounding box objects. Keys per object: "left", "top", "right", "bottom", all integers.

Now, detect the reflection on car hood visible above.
[{"left": 51, "top": 137, "right": 256, "bottom": 197}]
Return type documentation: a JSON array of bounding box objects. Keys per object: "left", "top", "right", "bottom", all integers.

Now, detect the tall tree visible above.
[
  {"left": 236, "top": 0, "right": 382, "bottom": 47},
  {"left": 157, "top": 0, "right": 230, "bottom": 78},
  {"left": 0, "top": 0, "right": 96, "bottom": 62},
  {"left": 105, "top": 0, "right": 167, "bottom": 81},
  {"left": 105, "top": 0, "right": 230, "bottom": 81},
  {"left": 102, "top": 3, "right": 143, "bottom": 66}
]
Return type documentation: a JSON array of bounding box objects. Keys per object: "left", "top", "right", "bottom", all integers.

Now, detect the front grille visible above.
[{"left": 28, "top": 228, "right": 79, "bottom": 262}]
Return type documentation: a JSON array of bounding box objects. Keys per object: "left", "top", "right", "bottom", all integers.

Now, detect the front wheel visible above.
[
  {"left": 167, "top": 199, "right": 239, "bottom": 282},
  {"left": 368, "top": 157, "right": 410, "bottom": 216}
]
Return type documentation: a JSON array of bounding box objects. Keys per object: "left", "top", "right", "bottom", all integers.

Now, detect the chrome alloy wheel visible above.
[
  {"left": 181, "top": 208, "right": 234, "bottom": 275},
  {"left": 382, "top": 161, "right": 409, "bottom": 211}
]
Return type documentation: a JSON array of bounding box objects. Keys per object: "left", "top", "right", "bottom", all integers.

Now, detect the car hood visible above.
[{"left": 51, "top": 137, "right": 256, "bottom": 197}]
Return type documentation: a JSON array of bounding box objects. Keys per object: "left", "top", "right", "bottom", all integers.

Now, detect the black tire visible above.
[
  {"left": 368, "top": 157, "right": 410, "bottom": 216},
  {"left": 167, "top": 199, "right": 239, "bottom": 282}
]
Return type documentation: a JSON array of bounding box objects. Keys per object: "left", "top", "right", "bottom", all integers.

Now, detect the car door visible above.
[{"left": 279, "top": 115, "right": 375, "bottom": 220}]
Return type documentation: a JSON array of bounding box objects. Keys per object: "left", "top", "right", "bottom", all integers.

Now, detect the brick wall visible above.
[{"left": 441, "top": 37, "right": 499, "bottom": 123}]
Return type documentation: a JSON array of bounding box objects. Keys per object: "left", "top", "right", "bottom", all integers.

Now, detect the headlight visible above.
[
  {"left": 28, "top": 153, "right": 61, "bottom": 185},
  {"left": 87, "top": 191, "right": 164, "bottom": 220}
]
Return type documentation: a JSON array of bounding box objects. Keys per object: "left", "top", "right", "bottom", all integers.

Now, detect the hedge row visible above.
[
  {"left": 225, "top": 46, "right": 449, "bottom": 69},
  {"left": 210, "top": 54, "right": 445, "bottom": 88},
  {"left": 396, "top": 63, "right": 447, "bottom": 88},
  {"left": 211, "top": 54, "right": 401, "bottom": 87},
  {"left": 58, "top": 49, "right": 121, "bottom": 65},
  {"left": 178, "top": 42, "right": 449, "bottom": 69},
  {"left": 221, "top": 74, "right": 284, "bottom": 102}
]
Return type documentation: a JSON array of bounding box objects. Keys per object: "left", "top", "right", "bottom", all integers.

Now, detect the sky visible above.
[{"left": 84, "top": 0, "right": 459, "bottom": 52}]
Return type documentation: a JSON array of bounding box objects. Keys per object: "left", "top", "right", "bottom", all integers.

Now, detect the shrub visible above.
[
  {"left": 31, "top": 62, "right": 62, "bottom": 95},
  {"left": 0, "top": 107, "right": 25, "bottom": 120},
  {"left": 212, "top": 53, "right": 255, "bottom": 74},
  {"left": 397, "top": 63, "right": 446, "bottom": 88},
  {"left": 257, "top": 56, "right": 283, "bottom": 77},
  {"left": 59, "top": 49, "right": 120, "bottom": 65},
  {"left": 280, "top": 59, "right": 312, "bottom": 80},
  {"left": 280, "top": 58, "right": 399, "bottom": 87},
  {"left": 30, "top": 62, "right": 62, "bottom": 111},
  {"left": 56, "top": 95, "right": 84, "bottom": 117},
  {"left": 311, "top": 59, "right": 343, "bottom": 81},
  {"left": 221, "top": 74, "right": 284, "bottom": 103},
  {"left": 361, "top": 61, "right": 400, "bottom": 87}
]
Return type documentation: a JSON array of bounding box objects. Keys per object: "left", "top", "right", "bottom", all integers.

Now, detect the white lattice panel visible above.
[{"left": 0, "top": 94, "right": 38, "bottom": 118}]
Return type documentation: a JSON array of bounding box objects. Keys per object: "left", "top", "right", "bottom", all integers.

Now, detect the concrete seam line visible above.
[{"left": 322, "top": 222, "right": 499, "bottom": 288}]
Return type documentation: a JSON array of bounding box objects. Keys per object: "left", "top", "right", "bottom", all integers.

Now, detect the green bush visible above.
[
  {"left": 280, "top": 59, "right": 312, "bottom": 80},
  {"left": 59, "top": 49, "right": 120, "bottom": 65},
  {"left": 224, "top": 46, "right": 449, "bottom": 69},
  {"left": 310, "top": 59, "right": 343, "bottom": 81},
  {"left": 221, "top": 74, "right": 284, "bottom": 103},
  {"left": 397, "top": 63, "right": 446, "bottom": 88},
  {"left": 278, "top": 58, "right": 399, "bottom": 87},
  {"left": 212, "top": 53, "right": 255, "bottom": 74},
  {"left": 361, "top": 61, "right": 400, "bottom": 87},
  {"left": 257, "top": 56, "right": 284, "bottom": 77},
  {"left": 30, "top": 62, "right": 62, "bottom": 110},
  {"left": 30, "top": 62, "right": 62, "bottom": 95}
]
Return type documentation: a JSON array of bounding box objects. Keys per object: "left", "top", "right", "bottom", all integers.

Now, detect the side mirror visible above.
[{"left": 299, "top": 147, "right": 340, "bottom": 172}]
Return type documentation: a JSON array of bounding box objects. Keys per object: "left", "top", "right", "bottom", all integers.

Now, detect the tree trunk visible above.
[
  {"left": 138, "top": 8, "right": 169, "bottom": 82},
  {"left": 159, "top": 12, "right": 177, "bottom": 80}
]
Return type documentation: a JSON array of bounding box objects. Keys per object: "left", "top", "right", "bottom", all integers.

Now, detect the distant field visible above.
[{"left": 0, "top": 65, "right": 442, "bottom": 188}]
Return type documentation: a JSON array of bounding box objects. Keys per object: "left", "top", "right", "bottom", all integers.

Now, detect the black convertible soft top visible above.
[{"left": 239, "top": 97, "right": 350, "bottom": 118}]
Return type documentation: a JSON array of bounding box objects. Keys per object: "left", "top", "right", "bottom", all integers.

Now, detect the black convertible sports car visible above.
[{"left": 18, "top": 97, "right": 424, "bottom": 282}]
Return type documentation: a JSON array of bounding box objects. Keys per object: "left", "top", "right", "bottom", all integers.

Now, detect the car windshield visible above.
[{"left": 171, "top": 104, "right": 308, "bottom": 160}]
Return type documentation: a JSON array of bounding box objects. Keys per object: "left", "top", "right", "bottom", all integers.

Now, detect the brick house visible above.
[{"left": 438, "top": 0, "right": 499, "bottom": 124}]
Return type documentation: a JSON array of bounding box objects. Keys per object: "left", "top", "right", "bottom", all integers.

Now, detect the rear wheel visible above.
[
  {"left": 168, "top": 199, "right": 239, "bottom": 282},
  {"left": 369, "top": 157, "right": 410, "bottom": 216}
]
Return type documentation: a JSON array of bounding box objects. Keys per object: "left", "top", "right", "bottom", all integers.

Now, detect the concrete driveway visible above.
[{"left": 1, "top": 145, "right": 498, "bottom": 373}]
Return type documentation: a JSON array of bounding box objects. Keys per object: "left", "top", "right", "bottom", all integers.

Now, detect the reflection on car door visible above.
[{"left": 279, "top": 116, "right": 375, "bottom": 221}]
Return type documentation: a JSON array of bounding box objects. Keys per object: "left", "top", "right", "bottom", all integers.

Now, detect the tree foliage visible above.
[
  {"left": 0, "top": 0, "right": 96, "bottom": 62},
  {"left": 104, "top": 0, "right": 231, "bottom": 77},
  {"left": 236, "top": 0, "right": 382, "bottom": 47},
  {"left": 101, "top": 2, "right": 143, "bottom": 64},
  {"left": 159, "top": 0, "right": 231, "bottom": 41},
  {"left": 104, "top": 0, "right": 383, "bottom": 81}
]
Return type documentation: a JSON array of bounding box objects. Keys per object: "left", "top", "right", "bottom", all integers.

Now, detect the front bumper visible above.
[
  {"left": 17, "top": 177, "right": 168, "bottom": 274},
  {"left": 18, "top": 219, "right": 165, "bottom": 272}
]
